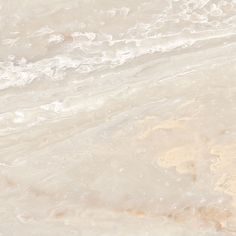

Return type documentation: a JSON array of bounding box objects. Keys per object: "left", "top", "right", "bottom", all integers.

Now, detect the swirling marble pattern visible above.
[{"left": 0, "top": 0, "right": 236, "bottom": 235}]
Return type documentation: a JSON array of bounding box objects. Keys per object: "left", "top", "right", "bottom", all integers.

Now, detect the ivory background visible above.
[{"left": 0, "top": 0, "right": 236, "bottom": 235}]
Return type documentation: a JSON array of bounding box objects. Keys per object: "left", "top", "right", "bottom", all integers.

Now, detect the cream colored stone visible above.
[{"left": 0, "top": 0, "right": 236, "bottom": 235}]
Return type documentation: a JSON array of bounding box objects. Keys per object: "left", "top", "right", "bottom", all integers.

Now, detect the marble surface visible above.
[{"left": 0, "top": 0, "right": 236, "bottom": 235}]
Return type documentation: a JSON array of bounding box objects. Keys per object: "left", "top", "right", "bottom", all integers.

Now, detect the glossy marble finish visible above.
[{"left": 0, "top": 0, "right": 236, "bottom": 235}]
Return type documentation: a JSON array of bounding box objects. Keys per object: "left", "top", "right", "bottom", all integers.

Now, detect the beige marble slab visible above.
[{"left": 0, "top": 0, "right": 236, "bottom": 235}]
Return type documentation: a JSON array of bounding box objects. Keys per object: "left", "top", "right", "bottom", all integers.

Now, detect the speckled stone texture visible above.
[{"left": 0, "top": 0, "right": 236, "bottom": 235}]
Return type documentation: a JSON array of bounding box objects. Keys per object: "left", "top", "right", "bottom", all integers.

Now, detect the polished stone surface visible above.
[{"left": 0, "top": 0, "right": 236, "bottom": 235}]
